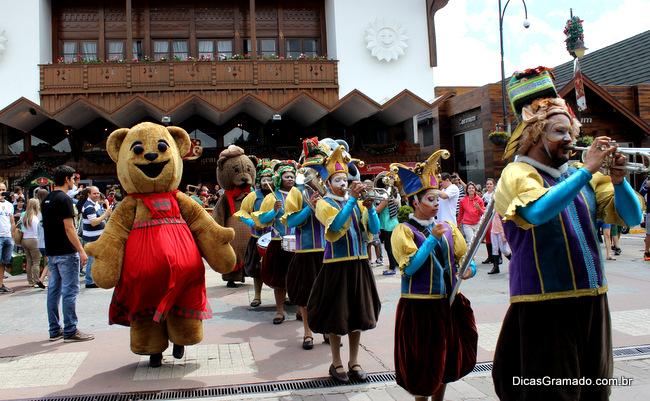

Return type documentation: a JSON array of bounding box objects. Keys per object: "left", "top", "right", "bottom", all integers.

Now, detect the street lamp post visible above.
[{"left": 499, "top": 0, "right": 529, "bottom": 134}]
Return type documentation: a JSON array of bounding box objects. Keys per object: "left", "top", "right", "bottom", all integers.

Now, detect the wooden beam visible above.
[
  {"left": 277, "top": 0, "right": 284, "bottom": 57},
  {"left": 126, "top": 0, "right": 133, "bottom": 60},
  {"left": 98, "top": 4, "right": 105, "bottom": 61},
  {"left": 144, "top": 0, "right": 151, "bottom": 58},
  {"left": 189, "top": 5, "right": 197, "bottom": 58},
  {"left": 320, "top": 0, "right": 327, "bottom": 57},
  {"left": 234, "top": 2, "right": 242, "bottom": 55},
  {"left": 426, "top": 0, "right": 449, "bottom": 67},
  {"left": 250, "top": 0, "right": 257, "bottom": 58}
]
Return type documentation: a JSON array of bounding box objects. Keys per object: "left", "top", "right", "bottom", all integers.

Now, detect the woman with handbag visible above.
[{"left": 20, "top": 199, "right": 43, "bottom": 288}]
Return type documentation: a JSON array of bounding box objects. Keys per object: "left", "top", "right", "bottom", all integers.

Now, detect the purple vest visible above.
[
  {"left": 400, "top": 220, "right": 457, "bottom": 298},
  {"left": 503, "top": 167, "right": 606, "bottom": 303}
]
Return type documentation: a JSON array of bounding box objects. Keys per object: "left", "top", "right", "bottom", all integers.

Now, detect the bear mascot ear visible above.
[
  {"left": 106, "top": 128, "right": 130, "bottom": 163},
  {"left": 166, "top": 126, "right": 191, "bottom": 157}
]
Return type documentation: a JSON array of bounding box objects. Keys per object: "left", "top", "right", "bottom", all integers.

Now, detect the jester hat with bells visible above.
[
  {"left": 390, "top": 149, "right": 451, "bottom": 198},
  {"left": 323, "top": 145, "right": 351, "bottom": 181},
  {"left": 502, "top": 67, "right": 577, "bottom": 160}
]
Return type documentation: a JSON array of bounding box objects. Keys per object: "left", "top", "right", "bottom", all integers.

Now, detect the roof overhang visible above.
[
  {"left": 559, "top": 74, "right": 650, "bottom": 136},
  {"left": 0, "top": 98, "right": 51, "bottom": 132},
  {"left": 0, "top": 89, "right": 435, "bottom": 131}
]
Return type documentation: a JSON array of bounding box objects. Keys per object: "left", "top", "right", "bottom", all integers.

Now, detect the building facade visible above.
[{"left": 0, "top": 0, "right": 448, "bottom": 188}]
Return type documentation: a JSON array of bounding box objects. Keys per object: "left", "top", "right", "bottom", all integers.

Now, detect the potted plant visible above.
[
  {"left": 575, "top": 135, "right": 594, "bottom": 147},
  {"left": 488, "top": 130, "right": 509, "bottom": 146}
]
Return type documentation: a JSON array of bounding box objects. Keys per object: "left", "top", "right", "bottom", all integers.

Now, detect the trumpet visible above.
[
  {"left": 567, "top": 142, "right": 650, "bottom": 175},
  {"left": 348, "top": 187, "right": 391, "bottom": 202},
  {"left": 298, "top": 167, "right": 327, "bottom": 210}
]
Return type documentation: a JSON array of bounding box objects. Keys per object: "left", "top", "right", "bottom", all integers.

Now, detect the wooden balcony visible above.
[{"left": 40, "top": 59, "right": 338, "bottom": 96}]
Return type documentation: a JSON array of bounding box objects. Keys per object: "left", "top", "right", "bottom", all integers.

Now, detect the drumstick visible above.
[{"left": 266, "top": 183, "right": 278, "bottom": 201}]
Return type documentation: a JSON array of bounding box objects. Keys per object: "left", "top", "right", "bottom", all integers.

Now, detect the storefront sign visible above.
[{"left": 450, "top": 108, "right": 481, "bottom": 133}]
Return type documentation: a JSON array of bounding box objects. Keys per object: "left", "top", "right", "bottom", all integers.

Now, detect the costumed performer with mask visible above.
[
  {"left": 492, "top": 67, "right": 643, "bottom": 401},
  {"left": 391, "top": 150, "right": 478, "bottom": 401},
  {"left": 252, "top": 160, "right": 297, "bottom": 325},
  {"left": 307, "top": 146, "right": 381, "bottom": 383},
  {"left": 234, "top": 158, "right": 275, "bottom": 308}
]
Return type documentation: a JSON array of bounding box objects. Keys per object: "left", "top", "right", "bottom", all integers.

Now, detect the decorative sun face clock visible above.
[{"left": 365, "top": 18, "right": 408, "bottom": 62}]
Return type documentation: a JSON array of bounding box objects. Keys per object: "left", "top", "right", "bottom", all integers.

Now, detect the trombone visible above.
[{"left": 567, "top": 142, "right": 650, "bottom": 175}]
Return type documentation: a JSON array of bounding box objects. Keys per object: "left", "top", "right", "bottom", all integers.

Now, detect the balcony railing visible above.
[{"left": 40, "top": 59, "right": 338, "bottom": 95}]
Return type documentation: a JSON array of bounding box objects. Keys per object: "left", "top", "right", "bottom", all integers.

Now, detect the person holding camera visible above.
[{"left": 80, "top": 186, "right": 111, "bottom": 288}]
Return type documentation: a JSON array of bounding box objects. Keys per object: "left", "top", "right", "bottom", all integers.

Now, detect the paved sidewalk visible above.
[
  {"left": 1, "top": 233, "right": 650, "bottom": 400},
  {"left": 174, "top": 357, "right": 650, "bottom": 401}
]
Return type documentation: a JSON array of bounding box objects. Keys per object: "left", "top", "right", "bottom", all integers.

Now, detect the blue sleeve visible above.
[
  {"left": 404, "top": 235, "right": 438, "bottom": 276},
  {"left": 367, "top": 206, "right": 380, "bottom": 234},
  {"left": 239, "top": 216, "right": 256, "bottom": 228},
  {"left": 614, "top": 179, "right": 643, "bottom": 226},
  {"left": 287, "top": 206, "right": 312, "bottom": 228},
  {"left": 465, "top": 260, "right": 477, "bottom": 279},
  {"left": 258, "top": 209, "right": 277, "bottom": 224},
  {"left": 329, "top": 196, "right": 358, "bottom": 232},
  {"left": 518, "top": 168, "right": 592, "bottom": 226}
]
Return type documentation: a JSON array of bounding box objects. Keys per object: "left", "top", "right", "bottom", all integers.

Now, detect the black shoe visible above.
[
  {"left": 614, "top": 247, "right": 622, "bottom": 256},
  {"left": 149, "top": 353, "right": 163, "bottom": 368},
  {"left": 488, "top": 261, "right": 500, "bottom": 275},
  {"left": 498, "top": 257, "right": 503, "bottom": 265},
  {"left": 49, "top": 330, "right": 63, "bottom": 341},
  {"left": 347, "top": 363, "right": 368, "bottom": 381},
  {"left": 172, "top": 344, "right": 184, "bottom": 359},
  {"left": 329, "top": 364, "right": 349, "bottom": 383},
  {"left": 226, "top": 281, "right": 237, "bottom": 288},
  {"left": 0, "top": 285, "right": 14, "bottom": 294},
  {"left": 85, "top": 283, "right": 98, "bottom": 288},
  {"left": 481, "top": 257, "right": 492, "bottom": 264}
]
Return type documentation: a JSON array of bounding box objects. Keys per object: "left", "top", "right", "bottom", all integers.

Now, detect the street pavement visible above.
[{"left": 1, "top": 233, "right": 650, "bottom": 400}]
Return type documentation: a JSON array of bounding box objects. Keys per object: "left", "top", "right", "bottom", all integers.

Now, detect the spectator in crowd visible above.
[
  {"left": 481, "top": 178, "right": 497, "bottom": 264},
  {"left": 0, "top": 183, "right": 15, "bottom": 294},
  {"left": 488, "top": 212, "right": 511, "bottom": 275},
  {"left": 13, "top": 197, "right": 26, "bottom": 222},
  {"left": 21, "top": 198, "right": 43, "bottom": 288},
  {"left": 451, "top": 173, "right": 466, "bottom": 215},
  {"left": 374, "top": 172, "right": 400, "bottom": 275},
  {"left": 80, "top": 186, "right": 111, "bottom": 288},
  {"left": 42, "top": 165, "right": 94, "bottom": 342},
  {"left": 457, "top": 182, "right": 486, "bottom": 244},
  {"left": 436, "top": 173, "right": 460, "bottom": 224},
  {"left": 36, "top": 188, "right": 49, "bottom": 287}
]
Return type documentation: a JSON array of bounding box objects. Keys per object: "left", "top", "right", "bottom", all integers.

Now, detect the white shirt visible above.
[
  {"left": 437, "top": 183, "right": 459, "bottom": 224},
  {"left": 21, "top": 215, "right": 40, "bottom": 239},
  {"left": 0, "top": 200, "right": 14, "bottom": 237}
]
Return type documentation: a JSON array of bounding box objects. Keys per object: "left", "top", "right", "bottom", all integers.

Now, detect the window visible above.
[
  {"left": 197, "top": 39, "right": 233, "bottom": 60},
  {"left": 243, "top": 38, "right": 277, "bottom": 57},
  {"left": 107, "top": 41, "right": 124, "bottom": 61},
  {"left": 132, "top": 40, "right": 143, "bottom": 61},
  {"left": 286, "top": 38, "right": 319, "bottom": 59},
  {"left": 152, "top": 40, "right": 188, "bottom": 61},
  {"left": 62, "top": 41, "right": 98, "bottom": 62}
]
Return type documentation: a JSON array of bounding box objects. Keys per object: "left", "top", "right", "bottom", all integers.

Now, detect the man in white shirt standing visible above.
[
  {"left": 81, "top": 186, "right": 111, "bottom": 288},
  {"left": 0, "top": 182, "right": 16, "bottom": 294},
  {"left": 436, "top": 173, "right": 460, "bottom": 224}
]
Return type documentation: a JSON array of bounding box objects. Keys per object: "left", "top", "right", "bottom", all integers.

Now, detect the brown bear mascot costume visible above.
[
  {"left": 212, "top": 145, "right": 257, "bottom": 287},
  {"left": 85, "top": 122, "right": 236, "bottom": 367}
]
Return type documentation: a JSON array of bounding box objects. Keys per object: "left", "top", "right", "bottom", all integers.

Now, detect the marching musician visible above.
[
  {"left": 281, "top": 138, "right": 328, "bottom": 350},
  {"left": 234, "top": 159, "right": 275, "bottom": 308},
  {"left": 252, "top": 160, "right": 297, "bottom": 325},
  {"left": 307, "top": 146, "right": 381, "bottom": 383},
  {"left": 390, "top": 151, "right": 477, "bottom": 401},
  {"left": 492, "top": 67, "right": 642, "bottom": 400}
]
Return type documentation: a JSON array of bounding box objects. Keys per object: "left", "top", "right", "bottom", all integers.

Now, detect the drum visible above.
[
  {"left": 281, "top": 235, "right": 297, "bottom": 252},
  {"left": 257, "top": 232, "right": 272, "bottom": 257}
]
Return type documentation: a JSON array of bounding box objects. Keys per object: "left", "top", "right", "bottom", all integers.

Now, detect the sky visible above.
[{"left": 433, "top": 0, "right": 650, "bottom": 87}]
